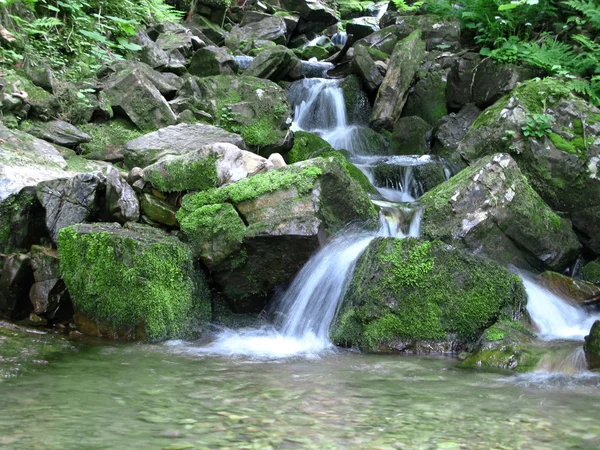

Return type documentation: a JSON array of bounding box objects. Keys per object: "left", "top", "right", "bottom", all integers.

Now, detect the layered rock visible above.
[
  {"left": 246, "top": 45, "right": 302, "bottom": 82},
  {"left": 331, "top": 238, "right": 527, "bottom": 352},
  {"left": 57, "top": 223, "right": 211, "bottom": 340},
  {"left": 225, "top": 16, "right": 288, "bottom": 52},
  {"left": 584, "top": 321, "right": 600, "bottom": 370},
  {"left": 419, "top": 153, "right": 581, "bottom": 271}
]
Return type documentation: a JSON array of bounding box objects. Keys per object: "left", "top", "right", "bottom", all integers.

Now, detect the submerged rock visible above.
[
  {"left": 420, "top": 153, "right": 581, "bottom": 272},
  {"left": 57, "top": 223, "right": 210, "bottom": 341},
  {"left": 331, "top": 238, "right": 527, "bottom": 352},
  {"left": 177, "top": 157, "right": 378, "bottom": 312},
  {"left": 584, "top": 320, "right": 600, "bottom": 370},
  {"left": 537, "top": 271, "right": 600, "bottom": 307}
]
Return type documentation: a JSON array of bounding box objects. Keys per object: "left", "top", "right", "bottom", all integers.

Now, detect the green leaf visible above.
[
  {"left": 498, "top": 3, "right": 520, "bottom": 11},
  {"left": 480, "top": 47, "right": 492, "bottom": 56},
  {"left": 116, "top": 37, "right": 142, "bottom": 51}
]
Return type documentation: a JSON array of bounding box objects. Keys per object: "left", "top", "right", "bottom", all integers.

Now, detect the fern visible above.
[
  {"left": 565, "top": 0, "right": 600, "bottom": 29},
  {"left": 520, "top": 38, "right": 576, "bottom": 74}
]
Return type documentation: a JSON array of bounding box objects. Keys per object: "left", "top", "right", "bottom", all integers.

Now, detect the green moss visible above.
[
  {"left": 57, "top": 224, "right": 210, "bottom": 341},
  {"left": 240, "top": 116, "right": 281, "bottom": 147},
  {"left": 288, "top": 131, "right": 334, "bottom": 164},
  {"left": 548, "top": 132, "right": 580, "bottom": 155},
  {"left": 365, "top": 46, "right": 390, "bottom": 61},
  {"left": 582, "top": 260, "right": 600, "bottom": 284},
  {"left": 302, "top": 46, "right": 330, "bottom": 60},
  {"left": 485, "top": 325, "right": 505, "bottom": 342},
  {"left": 78, "top": 119, "right": 143, "bottom": 159},
  {"left": 144, "top": 155, "right": 219, "bottom": 193}
]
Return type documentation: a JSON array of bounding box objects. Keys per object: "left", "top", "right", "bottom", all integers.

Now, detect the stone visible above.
[
  {"left": 105, "top": 167, "right": 140, "bottom": 224},
  {"left": 279, "top": 0, "right": 337, "bottom": 35},
  {"left": 188, "top": 46, "right": 238, "bottom": 77},
  {"left": 102, "top": 66, "right": 177, "bottom": 131},
  {"left": 268, "top": 153, "right": 286, "bottom": 168},
  {"left": 584, "top": 321, "right": 600, "bottom": 370},
  {"left": 24, "top": 120, "right": 91, "bottom": 147},
  {"left": 301, "top": 45, "right": 330, "bottom": 61},
  {"left": 246, "top": 45, "right": 302, "bottom": 82},
  {"left": 352, "top": 44, "right": 384, "bottom": 95},
  {"left": 29, "top": 246, "right": 71, "bottom": 320},
  {"left": 36, "top": 172, "right": 104, "bottom": 242},
  {"left": 340, "top": 75, "right": 371, "bottom": 125},
  {"left": 537, "top": 271, "right": 600, "bottom": 306},
  {"left": 99, "top": 60, "right": 179, "bottom": 99},
  {"left": 57, "top": 222, "right": 211, "bottom": 341},
  {"left": 379, "top": 14, "right": 461, "bottom": 51},
  {"left": 419, "top": 153, "right": 581, "bottom": 272},
  {"left": 156, "top": 26, "right": 199, "bottom": 59},
  {"left": 391, "top": 116, "right": 432, "bottom": 155},
  {"left": 331, "top": 238, "right": 527, "bottom": 352},
  {"left": 0, "top": 187, "right": 48, "bottom": 254},
  {"left": 124, "top": 123, "right": 246, "bottom": 169},
  {"left": 457, "top": 78, "right": 600, "bottom": 255},
  {"left": 143, "top": 142, "right": 272, "bottom": 193},
  {"left": 370, "top": 30, "right": 426, "bottom": 131},
  {"left": 135, "top": 30, "right": 186, "bottom": 73},
  {"left": 446, "top": 52, "right": 480, "bottom": 111},
  {"left": 353, "top": 25, "right": 402, "bottom": 55},
  {"left": 225, "top": 16, "right": 288, "bottom": 52},
  {"left": 177, "top": 157, "right": 378, "bottom": 312},
  {"left": 402, "top": 72, "right": 448, "bottom": 125},
  {"left": 23, "top": 56, "right": 55, "bottom": 93},
  {"left": 78, "top": 119, "right": 143, "bottom": 163},
  {"left": 140, "top": 193, "right": 178, "bottom": 227},
  {"left": 0, "top": 253, "right": 34, "bottom": 320},
  {"left": 432, "top": 104, "right": 481, "bottom": 160},
  {"left": 582, "top": 260, "right": 600, "bottom": 285},
  {"left": 347, "top": 16, "right": 380, "bottom": 41},
  {"left": 190, "top": 15, "right": 227, "bottom": 46}
]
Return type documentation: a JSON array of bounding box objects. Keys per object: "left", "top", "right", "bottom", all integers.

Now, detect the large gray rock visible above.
[
  {"left": 124, "top": 123, "right": 246, "bottom": 169},
  {"left": 279, "top": 0, "right": 337, "bottom": 35},
  {"left": 402, "top": 72, "right": 448, "bottom": 126},
  {"left": 188, "top": 46, "right": 238, "bottom": 77},
  {"left": 37, "top": 172, "right": 104, "bottom": 242},
  {"left": 136, "top": 30, "right": 186, "bottom": 73},
  {"left": 420, "top": 153, "right": 581, "bottom": 272},
  {"left": 371, "top": 30, "right": 426, "bottom": 131},
  {"left": 0, "top": 186, "right": 48, "bottom": 254},
  {"left": 25, "top": 120, "right": 91, "bottom": 147},
  {"left": 347, "top": 16, "right": 380, "bottom": 41},
  {"left": 29, "top": 246, "right": 71, "bottom": 321},
  {"left": 352, "top": 44, "right": 385, "bottom": 94},
  {"left": 177, "top": 157, "right": 379, "bottom": 312},
  {"left": 105, "top": 167, "right": 140, "bottom": 224},
  {"left": 379, "top": 14, "right": 461, "bottom": 50},
  {"left": 143, "top": 143, "right": 273, "bottom": 193},
  {"left": 432, "top": 104, "right": 481, "bottom": 160},
  {"left": 225, "top": 16, "right": 288, "bottom": 51},
  {"left": 246, "top": 45, "right": 302, "bottom": 82},
  {"left": 0, "top": 253, "right": 34, "bottom": 320}
]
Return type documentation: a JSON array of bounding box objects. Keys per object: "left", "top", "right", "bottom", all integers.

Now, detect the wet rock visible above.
[
  {"left": 379, "top": 14, "right": 461, "bottom": 50},
  {"left": 143, "top": 142, "right": 272, "bottom": 193},
  {"left": 340, "top": 75, "right": 371, "bottom": 125},
  {"left": 402, "top": 72, "right": 448, "bottom": 125},
  {"left": 105, "top": 167, "right": 140, "bottom": 224},
  {"left": 57, "top": 222, "right": 211, "bottom": 341},
  {"left": 279, "top": 0, "right": 337, "bottom": 35},
  {"left": 0, "top": 253, "right": 34, "bottom": 320},
  {"left": 582, "top": 260, "right": 600, "bottom": 285},
  {"left": 36, "top": 172, "right": 104, "bottom": 242},
  {"left": 177, "top": 157, "right": 378, "bottom": 312},
  {"left": 246, "top": 45, "right": 302, "bottom": 82},
  {"left": 331, "top": 238, "right": 527, "bottom": 352},
  {"left": 24, "top": 120, "right": 91, "bottom": 147},
  {"left": 537, "top": 271, "right": 600, "bottom": 307},
  {"left": 370, "top": 30, "right": 426, "bottom": 131},
  {"left": 352, "top": 44, "right": 384, "bottom": 95},
  {"left": 140, "top": 193, "right": 178, "bottom": 227},
  {"left": 420, "top": 153, "right": 581, "bottom": 272},
  {"left": 225, "top": 16, "right": 288, "bottom": 52},
  {"left": 432, "top": 104, "right": 481, "bottom": 161},
  {"left": 584, "top": 320, "right": 600, "bottom": 370},
  {"left": 29, "top": 246, "right": 71, "bottom": 321},
  {"left": 188, "top": 46, "right": 238, "bottom": 77},
  {"left": 0, "top": 187, "right": 48, "bottom": 254},
  {"left": 124, "top": 123, "right": 246, "bottom": 169},
  {"left": 347, "top": 16, "right": 380, "bottom": 41},
  {"left": 391, "top": 116, "right": 432, "bottom": 155}
]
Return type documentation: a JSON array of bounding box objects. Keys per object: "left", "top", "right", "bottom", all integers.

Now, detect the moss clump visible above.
[
  {"left": 582, "top": 260, "right": 600, "bottom": 284},
  {"left": 78, "top": 119, "right": 143, "bottom": 160},
  {"left": 240, "top": 116, "right": 281, "bottom": 148},
  {"left": 287, "top": 131, "right": 334, "bottom": 164},
  {"left": 302, "top": 45, "right": 330, "bottom": 60},
  {"left": 331, "top": 238, "right": 526, "bottom": 352},
  {"left": 548, "top": 132, "right": 585, "bottom": 155},
  {"left": 178, "top": 203, "right": 247, "bottom": 268},
  {"left": 57, "top": 224, "right": 210, "bottom": 341},
  {"left": 144, "top": 155, "right": 219, "bottom": 193}
]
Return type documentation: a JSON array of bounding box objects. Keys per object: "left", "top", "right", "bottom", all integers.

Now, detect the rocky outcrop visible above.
[
  {"left": 419, "top": 153, "right": 581, "bottom": 272},
  {"left": 225, "top": 16, "right": 288, "bottom": 52},
  {"left": 124, "top": 123, "right": 246, "bottom": 168},
  {"left": 142, "top": 142, "right": 273, "bottom": 193},
  {"left": 246, "top": 45, "right": 302, "bottom": 82},
  {"left": 331, "top": 238, "right": 527, "bottom": 352},
  {"left": 370, "top": 30, "right": 426, "bottom": 131},
  {"left": 57, "top": 222, "right": 211, "bottom": 341},
  {"left": 584, "top": 320, "right": 600, "bottom": 370},
  {"left": 176, "top": 157, "right": 378, "bottom": 312},
  {"left": 188, "top": 46, "right": 238, "bottom": 77}
]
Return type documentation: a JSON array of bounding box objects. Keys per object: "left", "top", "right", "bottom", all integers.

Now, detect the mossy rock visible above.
[
  {"left": 57, "top": 223, "right": 211, "bottom": 341},
  {"left": 340, "top": 75, "right": 371, "bottom": 125},
  {"left": 0, "top": 187, "right": 48, "bottom": 254},
  {"left": 331, "top": 238, "right": 527, "bottom": 352},
  {"left": 582, "top": 260, "right": 600, "bottom": 285},
  {"left": 78, "top": 119, "right": 143, "bottom": 162},
  {"left": 584, "top": 320, "right": 600, "bottom": 370},
  {"left": 402, "top": 72, "right": 448, "bottom": 126},
  {"left": 301, "top": 45, "right": 330, "bottom": 61},
  {"left": 390, "top": 116, "right": 432, "bottom": 155}
]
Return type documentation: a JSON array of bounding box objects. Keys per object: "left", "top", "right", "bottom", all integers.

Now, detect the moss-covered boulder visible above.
[
  {"left": 340, "top": 75, "right": 372, "bottom": 125},
  {"left": 582, "top": 260, "right": 600, "bottom": 285},
  {"left": 188, "top": 45, "right": 238, "bottom": 77},
  {"left": 57, "top": 223, "right": 210, "bottom": 341},
  {"left": 78, "top": 120, "right": 143, "bottom": 163},
  {"left": 370, "top": 30, "right": 426, "bottom": 131},
  {"left": 420, "top": 153, "right": 581, "bottom": 272},
  {"left": 351, "top": 44, "right": 385, "bottom": 95},
  {"left": 224, "top": 16, "right": 288, "bottom": 52},
  {"left": 177, "top": 157, "right": 379, "bottom": 312},
  {"left": 390, "top": 116, "right": 432, "bottom": 155},
  {"left": 181, "top": 75, "right": 292, "bottom": 155},
  {"left": 331, "top": 238, "right": 527, "bottom": 352},
  {"left": 246, "top": 45, "right": 302, "bottom": 82},
  {"left": 584, "top": 320, "right": 600, "bottom": 370},
  {"left": 457, "top": 78, "right": 600, "bottom": 255},
  {"left": 402, "top": 72, "right": 448, "bottom": 126}
]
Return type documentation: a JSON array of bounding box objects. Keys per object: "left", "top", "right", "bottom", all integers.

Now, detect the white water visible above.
[{"left": 523, "top": 276, "right": 600, "bottom": 341}]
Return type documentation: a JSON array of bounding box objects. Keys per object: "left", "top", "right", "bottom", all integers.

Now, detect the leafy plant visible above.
[{"left": 522, "top": 113, "right": 554, "bottom": 138}]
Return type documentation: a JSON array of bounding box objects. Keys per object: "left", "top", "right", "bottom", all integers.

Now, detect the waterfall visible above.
[{"left": 523, "top": 276, "right": 600, "bottom": 341}]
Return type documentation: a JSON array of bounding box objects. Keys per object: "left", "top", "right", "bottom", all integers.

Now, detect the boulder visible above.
[
  {"left": 195, "top": 0, "right": 229, "bottom": 26},
  {"left": 24, "top": 120, "right": 91, "bottom": 147},
  {"left": 0, "top": 253, "right": 34, "bottom": 320},
  {"left": 105, "top": 167, "right": 140, "bottom": 224},
  {"left": 347, "top": 16, "right": 380, "bottom": 41},
  {"left": 246, "top": 45, "right": 302, "bottom": 82},
  {"left": 279, "top": 0, "right": 337, "bottom": 35},
  {"left": 301, "top": 44, "right": 330, "bottom": 61},
  {"left": 352, "top": 44, "right": 385, "bottom": 94},
  {"left": 379, "top": 14, "right": 461, "bottom": 51},
  {"left": 537, "top": 271, "right": 600, "bottom": 306},
  {"left": 402, "top": 72, "right": 448, "bottom": 125},
  {"left": 0, "top": 187, "right": 48, "bottom": 254},
  {"left": 582, "top": 260, "right": 600, "bottom": 285},
  {"left": 584, "top": 321, "right": 600, "bottom": 370},
  {"left": 390, "top": 116, "right": 432, "bottom": 155},
  {"left": 143, "top": 142, "right": 273, "bottom": 193},
  {"left": 156, "top": 26, "right": 201, "bottom": 59},
  {"left": 124, "top": 123, "right": 246, "bottom": 169},
  {"left": 432, "top": 104, "right": 481, "bottom": 160},
  {"left": 353, "top": 25, "right": 403, "bottom": 55},
  {"left": 457, "top": 78, "right": 600, "bottom": 255},
  {"left": 225, "top": 16, "right": 288, "bottom": 52},
  {"left": 340, "top": 75, "right": 371, "bottom": 125},
  {"left": 419, "top": 153, "right": 581, "bottom": 272},
  {"left": 57, "top": 223, "right": 211, "bottom": 340},
  {"left": 190, "top": 15, "right": 227, "bottom": 46},
  {"left": 99, "top": 60, "right": 179, "bottom": 100},
  {"left": 102, "top": 65, "right": 177, "bottom": 131},
  {"left": 331, "top": 238, "right": 527, "bottom": 352},
  {"left": 28, "top": 246, "right": 71, "bottom": 321},
  {"left": 370, "top": 30, "right": 426, "bottom": 131},
  {"left": 136, "top": 30, "right": 185, "bottom": 73},
  {"left": 78, "top": 119, "right": 143, "bottom": 163},
  {"left": 140, "top": 193, "right": 178, "bottom": 227},
  {"left": 180, "top": 75, "right": 292, "bottom": 155},
  {"left": 445, "top": 52, "right": 481, "bottom": 111},
  {"left": 36, "top": 172, "right": 104, "bottom": 242},
  {"left": 177, "top": 157, "right": 379, "bottom": 312},
  {"left": 23, "top": 56, "right": 55, "bottom": 93},
  {"left": 188, "top": 46, "right": 238, "bottom": 77}
]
